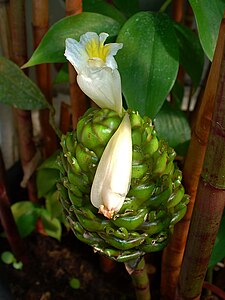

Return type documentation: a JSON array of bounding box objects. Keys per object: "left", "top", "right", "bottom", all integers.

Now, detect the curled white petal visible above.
[
  {"left": 91, "top": 113, "right": 132, "bottom": 219},
  {"left": 64, "top": 32, "right": 123, "bottom": 115}
]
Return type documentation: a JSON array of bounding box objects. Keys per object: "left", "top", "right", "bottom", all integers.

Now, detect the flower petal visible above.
[
  {"left": 64, "top": 38, "right": 88, "bottom": 73},
  {"left": 91, "top": 113, "right": 132, "bottom": 218},
  {"left": 64, "top": 32, "right": 123, "bottom": 115},
  {"left": 77, "top": 67, "right": 122, "bottom": 115}
]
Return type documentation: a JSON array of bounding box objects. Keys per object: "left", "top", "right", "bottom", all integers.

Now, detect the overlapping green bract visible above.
[{"left": 57, "top": 108, "right": 189, "bottom": 262}]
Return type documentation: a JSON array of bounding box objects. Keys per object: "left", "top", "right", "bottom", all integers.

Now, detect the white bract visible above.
[
  {"left": 91, "top": 113, "right": 132, "bottom": 219},
  {"left": 64, "top": 32, "right": 123, "bottom": 115}
]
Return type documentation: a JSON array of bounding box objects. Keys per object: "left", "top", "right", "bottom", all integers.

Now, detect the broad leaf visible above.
[
  {"left": 116, "top": 12, "right": 179, "bottom": 118},
  {"left": 23, "top": 12, "right": 121, "bottom": 67},
  {"left": 37, "top": 150, "right": 60, "bottom": 170},
  {"left": 171, "top": 80, "right": 184, "bottom": 107},
  {"left": 209, "top": 213, "right": 225, "bottom": 268},
  {"left": 36, "top": 168, "right": 60, "bottom": 198},
  {"left": 174, "top": 23, "right": 204, "bottom": 88},
  {"left": 11, "top": 201, "right": 38, "bottom": 238},
  {"left": 0, "top": 57, "right": 47, "bottom": 110},
  {"left": 154, "top": 102, "right": 191, "bottom": 155},
  {"left": 45, "top": 189, "right": 62, "bottom": 220},
  {"left": 40, "top": 209, "right": 62, "bottom": 241},
  {"left": 112, "top": 0, "right": 140, "bottom": 18},
  {"left": 83, "top": 0, "right": 126, "bottom": 25},
  {"left": 189, "top": 0, "right": 225, "bottom": 61}
]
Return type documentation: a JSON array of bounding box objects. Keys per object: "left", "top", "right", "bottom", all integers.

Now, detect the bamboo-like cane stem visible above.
[
  {"left": 65, "top": 0, "right": 88, "bottom": 129},
  {"left": 160, "top": 15, "right": 225, "bottom": 300},
  {"left": 9, "top": 0, "right": 37, "bottom": 202},
  {"left": 172, "top": 0, "right": 184, "bottom": 23},
  {"left": 0, "top": 1, "right": 12, "bottom": 58},
  {"left": 175, "top": 16, "right": 225, "bottom": 299},
  {"left": 125, "top": 257, "right": 151, "bottom": 300},
  {"left": 32, "top": 0, "right": 57, "bottom": 158}
]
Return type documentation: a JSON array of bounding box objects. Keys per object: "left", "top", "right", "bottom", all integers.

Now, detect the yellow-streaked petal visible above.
[
  {"left": 64, "top": 32, "right": 123, "bottom": 115},
  {"left": 91, "top": 113, "right": 132, "bottom": 218}
]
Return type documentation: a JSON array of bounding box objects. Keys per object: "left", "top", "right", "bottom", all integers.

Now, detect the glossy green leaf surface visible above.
[
  {"left": 83, "top": 0, "right": 126, "bottom": 24},
  {"left": 0, "top": 57, "right": 47, "bottom": 110},
  {"left": 153, "top": 102, "right": 191, "bottom": 154},
  {"left": 23, "top": 12, "right": 121, "bottom": 67},
  {"left": 174, "top": 22, "right": 204, "bottom": 88},
  {"left": 116, "top": 12, "right": 179, "bottom": 118},
  {"left": 209, "top": 213, "right": 225, "bottom": 268},
  {"left": 189, "top": 0, "right": 225, "bottom": 61}
]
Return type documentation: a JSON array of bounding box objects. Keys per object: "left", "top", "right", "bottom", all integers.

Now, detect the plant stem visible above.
[
  {"left": 65, "top": 0, "right": 88, "bottom": 129},
  {"left": 176, "top": 17, "right": 225, "bottom": 299},
  {"left": 172, "top": 0, "right": 184, "bottom": 23},
  {"left": 0, "top": 149, "right": 28, "bottom": 264},
  {"left": 0, "top": 1, "right": 12, "bottom": 58},
  {"left": 159, "top": 0, "right": 172, "bottom": 13},
  {"left": 125, "top": 257, "right": 151, "bottom": 300},
  {"left": 32, "top": 0, "right": 58, "bottom": 158},
  {"left": 160, "top": 16, "right": 225, "bottom": 300},
  {"left": 9, "top": 0, "right": 38, "bottom": 202}
]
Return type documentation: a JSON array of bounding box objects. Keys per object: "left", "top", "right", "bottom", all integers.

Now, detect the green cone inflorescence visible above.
[{"left": 57, "top": 107, "right": 189, "bottom": 262}]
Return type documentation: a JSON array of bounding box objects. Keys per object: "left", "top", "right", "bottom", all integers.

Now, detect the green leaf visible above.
[
  {"left": 116, "top": 12, "right": 179, "bottom": 118},
  {"left": 12, "top": 261, "right": 23, "bottom": 270},
  {"left": 209, "top": 213, "right": 225, "bottom": 268},
  {"left": 1, "top": 251, "right": 16, "bottom": 264},
  {"left": 171, "top": 80, "right": 184, "bottom": 107},
  {"left": 189, "top": 0, "right": 225, "bottom": 61},
  {"left": 40, "top": 209, "right": 62, "bottom": 241},
  {"left": 69, "top": 277, "right": 81, "bottom": 289},
  {"left": 174, "top": 22, "right": 204, "bottom": 88},
  {"left": 54, "top": 63, "right": 69, "bottom": 84},
  {"left": 23, "top": 12, "right": 121, "bottom": 67},
  {"left": 112, "top": 0, "right": 140, "bottom": 18},
  {"left": 0, "top": 57, "right": 47, "bottom": 110},
  {"left": 83, "top": 0, "right": 126, "bottom": 25},
  {"left": 36, "top": 168, "right": 60, "bottom": 198},
  {"left": 11, "top": 201, "right": 39, "bottom": 238},
  {"left": 38, "top": 150, "right": 60, "bottom": 170},
  {"left": 45, "top": 189, "right": 62, "bottom": 220},
  {"left": 153, "top": 102, "right": 191, "bottom": 154}
]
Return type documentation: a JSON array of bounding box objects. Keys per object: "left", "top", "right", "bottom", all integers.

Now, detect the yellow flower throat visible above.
[{"left": 85, "top": 38, "right": 110, "bottom": 62}]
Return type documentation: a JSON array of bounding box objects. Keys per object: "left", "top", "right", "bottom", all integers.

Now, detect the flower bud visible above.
[{"left": 91, "top": 113, "right": 132, "bottom": 218}]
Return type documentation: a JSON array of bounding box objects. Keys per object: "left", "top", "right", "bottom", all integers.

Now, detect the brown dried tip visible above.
[{"left": 98, "top": 205, "right": 115, "bottom": 219}]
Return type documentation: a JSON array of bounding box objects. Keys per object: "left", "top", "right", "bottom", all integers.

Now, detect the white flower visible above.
[
  {"left": 64, "top": 32, "right": 123, "bottom": 115},
  {"left": 91, "top": 113, "right": 132, "bottom": 219}
]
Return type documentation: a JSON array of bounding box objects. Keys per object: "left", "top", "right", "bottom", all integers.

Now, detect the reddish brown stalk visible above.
[
  {"left": 65, "top": 0, "right": 82, "bottom": 15},
  {"left": 175, "top": 17, "right": 225, "bottom": 299},
  {"left": 60, "top": 102, "right": 72, "bottom": 134},
  {"left": 0, "top": 1, "right": 12, "bottom": 58},
  {"left": 32, "top": 0, "right": 57, "bottom": 158},
  {"left": 0, "top": 149, "right": 28, "bottom": 264},
  {"left": 9, "top": 0, "right": 37, "bottom": 202},
  {"left": 160, "top": 16, "right": 225, "bottom": 300},
  {"left": 65, "top": 0, "right": 88, "bottom": 129},
  {"left": 172, "top": 0, "right": 184, "bottom": 23}
]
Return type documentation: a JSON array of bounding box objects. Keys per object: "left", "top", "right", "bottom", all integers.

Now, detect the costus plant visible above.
[{"left": 57, "top": 32, "right": 189, "bottom": 264}]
